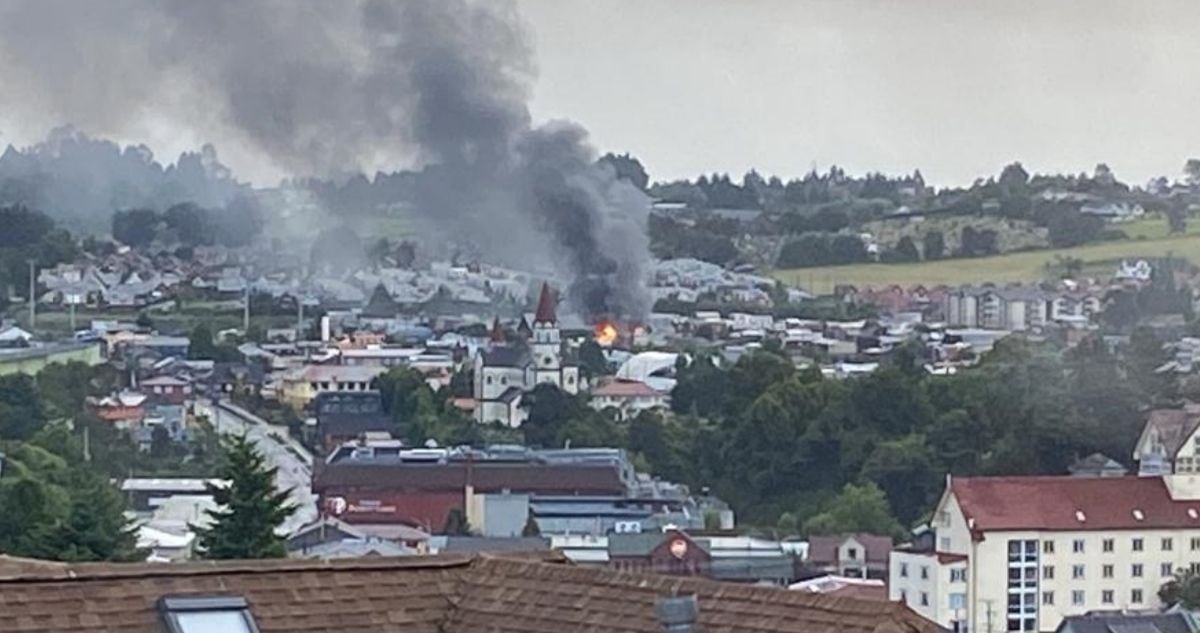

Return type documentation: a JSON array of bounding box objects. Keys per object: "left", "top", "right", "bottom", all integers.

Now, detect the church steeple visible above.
[
  {"left": 534, "top": 282, "right": 556, "bottom": 325},
  {"left": 488, "top": 317, "right": 505, "bottom": 344}
]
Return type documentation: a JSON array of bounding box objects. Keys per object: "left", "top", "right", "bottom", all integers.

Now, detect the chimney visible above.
[{"left": 656, "top": 595, "right": 698, "bottom": 633}]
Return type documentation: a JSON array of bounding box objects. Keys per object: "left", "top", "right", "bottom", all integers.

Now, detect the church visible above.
[{"left": 472, "top": 283, "right": 581, "bottom": 426}]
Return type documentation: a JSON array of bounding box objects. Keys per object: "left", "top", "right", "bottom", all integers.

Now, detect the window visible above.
[
  {"left": 938, "top": 511, "right": 951, "bottom": 527},
  {"left": 1163, "top": 563, "right": 1175, "bottom": 577},
  {"left": 941, "top": 537, "right": 952, "bottom": 551},
  {"left": 1192, "top": 537, "right": 1200, "bottom": 551},
  {"left": 1102, "top": 590, "right": 1114, "bottom": 605},
  {"left": 1191, "top": 562, "right": 1200, "bottom": 575},
  {"left": 1042, "top": 565, "right": 1054, "bottom": 580},
  {"left": 900, "top": 563, "right": 909, "bottom": 578},
  {"left": 1042, "top": 591, "right": 1054, "bottom": 606},
  {"left": 1102, "top": 538, "right": 1114, "bottom": 553},
  {"left": 950, "top": 593, "right": 966, "bottom": 610},
  {"left": 1132, "top": 589, "right": 1144, "bottom": 604},
  {"left": 1043, "top": 540, "right": 1055, "bottom": 554},
  {"left": 485, "top": 375, "right": 493, "bottom": 385},
  {"left": 920, "top": 592, "right": 929, "bottom": 607},
  {"left": 847, "top": 547, "right": 858, "bottom": 560},
  {"left": 1133, "top": 538, "right": 1144, "bottom": 552},
  {"left": 920, "top": 566, "right": 929, "bottom": 580},
  {"left": 1072, "top": 590, "right": 1085, "bottom": 606},
  {"left": 1073, "top": 539, "right": 1085, "bottom": 553},
  {"left": 158, "top": 596, "right": 260, "bottom": 633},
  {"left": 1164, "top": 538, "right": 1175, "bottom": 551},
  {"left": 951, "top": 568, "right": 967, "bottom": 583},
  {"left": 900, "top": 590, "right": 907, "bottom": 603},
  {"left": 1102, "top": 564, "right": 1113, "bottom": 578},
  {"left": 1132, "top": 563, "right": 1144, "bottom": 577},
  {"left": 1072, "top": 564, "right": 1085, "bottom": 579}
]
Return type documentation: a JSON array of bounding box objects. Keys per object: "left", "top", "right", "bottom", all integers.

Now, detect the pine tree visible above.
[
  {"left": 40, "top": 470, "right": 144, "bottom": 562},
  {"left": 521, "top": 514, "right": 541, "bottom": 537},
  {"left": 194, "top": 434, "right": 296, "bottom": 559}
]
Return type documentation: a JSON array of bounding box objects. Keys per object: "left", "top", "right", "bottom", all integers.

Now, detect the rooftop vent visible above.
[
  {"left": 1075, "top": 510, "right": 1087, "bottom": 522},
  {"left": 1189, "top": 509, "right": 1199, "bottom": 520},
  {"left": 1133, "top": 509, "right": 1145, "bottom": 521}
]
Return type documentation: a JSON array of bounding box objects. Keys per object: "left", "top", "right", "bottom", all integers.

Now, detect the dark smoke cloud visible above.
[{"left": 0, "top": 0, "right": 651, "bottom": 319}]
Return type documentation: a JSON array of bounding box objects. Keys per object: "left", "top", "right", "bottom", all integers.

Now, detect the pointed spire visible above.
[
  {"left": 534, "top": 282, "right": 556, "bottom": 325},
  {"left": 489, "top": 317, "right": 505, "bottom": 343}
]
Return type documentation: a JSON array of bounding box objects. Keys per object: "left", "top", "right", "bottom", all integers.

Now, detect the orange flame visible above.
[{"left": 594, "top": 321, "right": 619, "bottom": 347}]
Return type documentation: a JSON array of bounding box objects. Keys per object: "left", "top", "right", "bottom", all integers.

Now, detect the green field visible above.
[{"left": 774, "top": 230, "right": 1200, "bottom": 293}]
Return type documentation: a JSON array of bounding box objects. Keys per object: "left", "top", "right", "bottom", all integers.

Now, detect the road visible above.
[{"left": 195, "top": 398, "right": 319, "bottom": 536}]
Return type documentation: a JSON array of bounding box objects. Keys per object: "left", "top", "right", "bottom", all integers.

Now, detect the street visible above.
[{"left": 195, "top": 398, "right": 319, "bottom": 536}]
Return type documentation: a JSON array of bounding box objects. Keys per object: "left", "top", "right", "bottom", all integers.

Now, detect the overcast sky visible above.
[
  {"left": 518, "top": 0, "right": 1200, "bottom": 187},
  {"left": 1, "top": 0, "right": 1197, "bottom": 188}
]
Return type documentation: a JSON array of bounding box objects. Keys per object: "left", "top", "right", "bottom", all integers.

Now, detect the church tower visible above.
[{"left": 531, "top": 283, "right": 561, "bottom": 384}]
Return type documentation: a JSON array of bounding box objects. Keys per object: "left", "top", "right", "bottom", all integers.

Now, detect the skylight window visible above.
[
  {"left": 1075, "top": 510, "right": 1086, "bottom": 522},
  {"left": 1133, "top": 509, "right": 1145, "bottom": 521},
  {"left": 158, "top": 596, "right": 260, "bottom": 633}
]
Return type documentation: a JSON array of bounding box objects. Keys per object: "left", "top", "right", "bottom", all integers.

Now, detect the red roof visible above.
[
  {"left": 592, "top": 379, "right": 662, "bottom": 398},
  {"left": 951, "top": 475, "right": 1200, "bottom": 533},
  {"left": 534, "top": 282, "right": 556, "bottom": 324}
]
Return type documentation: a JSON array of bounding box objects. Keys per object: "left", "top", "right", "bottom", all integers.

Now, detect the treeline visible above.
[
  {"left": 0, "top": 205, "right": 80, "bottom": 312},
  {"left": 111, "top": 197, "right": 265, "bottom": 249}
]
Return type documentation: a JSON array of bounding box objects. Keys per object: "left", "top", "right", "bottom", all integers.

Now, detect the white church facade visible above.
[{"left": 472, "top": 283, "right": 581, "bottom": 426}]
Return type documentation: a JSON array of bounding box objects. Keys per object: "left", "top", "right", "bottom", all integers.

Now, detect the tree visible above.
[
  {"left": 1185, "top": 159, "right": 1200, "bottom": 187},
  {"left": 886, "top": 236, "right": 919, "bottom": 263},
  {"left": 521, "top": 514, "right": 541, "bottom": 537},
  {"left": 442, "top": 508, "right": 471, "bottom": 535},
  {"left": 162, "top": 202, "right": 216, "bottom": 246},
  {"left": 578, "top": 340, "right": 610, "bottom": 378},
  {"left": 860, "top": 434, "right": 939, "bottom": 525},
  {"left": 0, "top": 374, "right": 46, "bottom": 440},
  {"left": 377, "top": 367, "right": 436, "bottom": 440},
  {"left": 194, "top": 434, "right": 296, "bottom": 559},
  {"left": 802, "top": 482, "right": 905, "bottom": 539},
  {"left": 1160, "top": 568, "right": 1200, "bottom": 609},
  {"left": 1167, "top": 206, "right": 1188, "bottom": 235},
  {"left": 37, "top": 470, "right": 143, "bottom": 562},
  {"left": 187, "top": 323, "right": 219, "bottom": 361},
  {"left": 922, "top": 230, "right": 945, "bottom": 260},
  {"left": 598, "top": 153, "right": 649, "bottom": 190},
  {"left": 111, "top": 208, "right": 160, "bottom": 247}
]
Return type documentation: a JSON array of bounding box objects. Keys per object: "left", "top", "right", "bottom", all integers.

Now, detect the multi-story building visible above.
[{"left": 891, "top": 475, "right": 1200, "bottom": 633}]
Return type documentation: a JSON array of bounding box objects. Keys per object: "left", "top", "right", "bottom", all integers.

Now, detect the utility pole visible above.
[
  {"left": 297, "top": 294, "right": 304, "bottom": 338},
  {"left": 982, "top": 599, "right": 995, "bottom": 633},
  {"left": 243, "top": 285, "right": 250, "bottom": 334},
  {"left": 27, "top": 259, "right": 35, "bottom": 329}
]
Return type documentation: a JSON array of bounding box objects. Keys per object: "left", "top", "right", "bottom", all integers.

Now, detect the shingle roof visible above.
[
  {"left": 481, "top": 345, "right": 530, "bottom": 368},
  {"left": 317, "top": 412, "right": 394, "bottom": 438},
  {"left": 1056, "top": 613, "right": 1194, "bottom": 633},
  {"left": 0, "top": 554, "right": 938, "bottom": 633},
  {"left": 1136, "top": 408, "right": 1200, "bottom": 459},
  {"left": 951, "top": 475, "right": 1200, "bottom": 533}
]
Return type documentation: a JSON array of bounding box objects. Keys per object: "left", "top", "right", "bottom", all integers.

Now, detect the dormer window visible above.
[{"left": 159, "top": 596, "right": 260, "bottom": 633}]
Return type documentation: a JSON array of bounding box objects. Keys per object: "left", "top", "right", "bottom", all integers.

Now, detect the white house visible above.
[
  {"left": 891, "top": 475, "right": 1200, "bottom": 633},
  {"left": 589, "top": 378, "right": 669, "bottom": 420}
]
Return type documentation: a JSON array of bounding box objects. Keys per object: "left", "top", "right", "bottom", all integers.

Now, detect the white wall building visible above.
[{"left": 891, "top": 475, "right": 1200, "bottom": 633}]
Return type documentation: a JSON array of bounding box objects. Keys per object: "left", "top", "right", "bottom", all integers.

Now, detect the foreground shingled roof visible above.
[{"left": 0, "top": 553, "right": 937, "bottom": 633}]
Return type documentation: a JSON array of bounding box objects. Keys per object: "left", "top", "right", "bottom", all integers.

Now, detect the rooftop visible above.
[
  {"left": 951, "top": 475, "right": 1200, "bottom": 533},
  {"left": 0, "top": 553, "right": 937, "bottom": 633}
]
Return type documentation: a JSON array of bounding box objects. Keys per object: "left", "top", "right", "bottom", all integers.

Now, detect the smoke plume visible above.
[{"left": 0, "top": 0, "right": 651, "bottom": 319}]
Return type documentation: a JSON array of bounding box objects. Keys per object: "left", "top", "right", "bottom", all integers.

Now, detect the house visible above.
[
  {"left": 314, "top": 391, "right": 394, "bottom": 452},
  {"left": 890, "top": 474, "right": 1200, "bottom": 633},
  {"left": 605, "top": 530, "right": 798, "bottom": 585},
  {"left": 472, "top": 284, "right": 581, "bottom": 426},
  {"left": 806, "top": 534, "right": 893, "bottom": 580},
  {"left": 0, "top": 553, "right": 940, "bottom": 632},
  {"left": 89, "top": 391, "right": 149, "bottom": 428},
  {"left": 589, "top": 378, "right": 670, "bottom": 419},
  {"left": 0, "top": 326, "right": 33, "bottom": 348},
  {"left": 1055, "top": 612, "right": 1196, "bottom": 633},
  {"left": 139, "top": 375, "right": 192, "bottom": 405},
  {"left": 609, "top": 529, "right": 712, "bottom": 577},
  {"left": 277, "top": 364, "right": 387, "bottom": 410},
  {"left": 1132, "top": 406, "right": 1200, "bottom": 475}
]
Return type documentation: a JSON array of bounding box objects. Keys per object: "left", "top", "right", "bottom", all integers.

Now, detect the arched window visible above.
[
  {"left": 566, "top": 375, "right": 575, "bottom": 385},
  {"left": 485, "top": 375, "right": 493, "bottom": 385}
]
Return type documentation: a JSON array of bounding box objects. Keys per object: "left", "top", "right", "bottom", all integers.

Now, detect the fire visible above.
[{"left": 594, "top": 321, "right": 619, "bottom": 347}]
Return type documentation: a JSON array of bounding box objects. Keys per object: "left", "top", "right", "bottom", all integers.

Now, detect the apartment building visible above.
[{"left": 891, "top": 475, "right": 1200, "bottom": 633}]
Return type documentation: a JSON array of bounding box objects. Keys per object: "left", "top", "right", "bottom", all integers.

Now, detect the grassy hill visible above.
[{"left": 774, "top": 222, "right": 1200, "bottom": 293}]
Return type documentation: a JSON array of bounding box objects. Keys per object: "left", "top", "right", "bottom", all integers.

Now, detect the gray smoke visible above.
[{"left": 0, "top": 0, "right": 651, "bottom": 319}]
